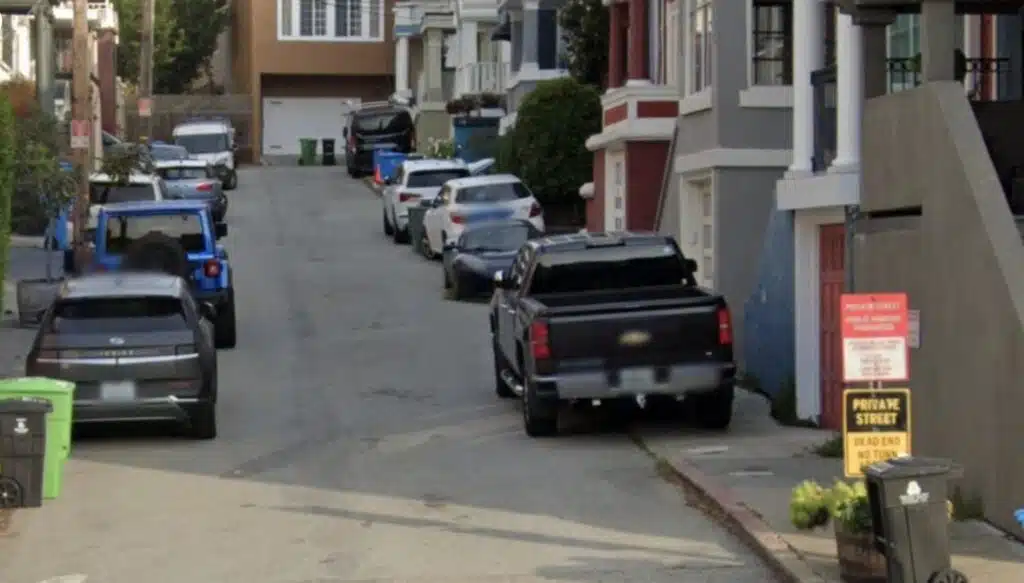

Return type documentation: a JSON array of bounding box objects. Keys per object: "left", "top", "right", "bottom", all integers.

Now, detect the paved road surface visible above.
[{"left": 0, "top": 167, "right": 775, "bottom": 583}]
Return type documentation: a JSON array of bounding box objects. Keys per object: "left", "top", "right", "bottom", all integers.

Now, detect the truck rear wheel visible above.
[
  {"left": 691, "top": 384, "right": 734, "bottom": 430},
  {"left": 523, "top": 381, "right": 558, "bottom": 437}
]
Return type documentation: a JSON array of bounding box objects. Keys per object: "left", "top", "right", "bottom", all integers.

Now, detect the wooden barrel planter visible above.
[{"left": 834, "top": 523, "right": 887, "bottom": 583}]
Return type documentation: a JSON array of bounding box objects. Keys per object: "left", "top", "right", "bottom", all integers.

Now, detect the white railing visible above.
[
  {"left": 51, "top": 0, "right": 118, "bottom": 30},
  {"left": 458, "top": 62, "right": 509, "bottom": 95}
]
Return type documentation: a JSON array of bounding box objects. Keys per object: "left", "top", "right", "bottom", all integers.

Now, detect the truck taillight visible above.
[
  {"left": 530, "top": 320, "right": 551, "bottom": 360},
  {"left": 529, "top": 202, "right": 542, "bottom": 217},
  {"left": 204, "top": 259, "right": 221, "bottom": 278},
  {"left": 717, "top": 306, "right": 732, "bottom": 345}
]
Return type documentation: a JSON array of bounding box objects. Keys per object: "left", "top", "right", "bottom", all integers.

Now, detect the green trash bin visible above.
[
  {"left": 299, "top": 138, "right": 317, "bottom": 166},
  {"left": 0, "top": 378, "right": 74, "bottom": 499}
]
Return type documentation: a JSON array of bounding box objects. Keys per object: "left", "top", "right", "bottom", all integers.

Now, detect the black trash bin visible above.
[
  {"left": 408, "top": 203, "right": 429, "bottom": 257},
  {"left": 322, "top": 139, "right": 336, "bottom": 166},
  {"left": 0, "top": 398, "right": 52, "bottom": 508},
  {"left": 864, "top": 456, "right": 966, "bottom": 583}
]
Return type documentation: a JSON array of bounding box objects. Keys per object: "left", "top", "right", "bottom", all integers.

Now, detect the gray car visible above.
[
  {"left": 24, "top": 273, "right": 219, "bottom": 439},
  {"left": 154, "top": 158, "right": 228, "bottom": 222}
]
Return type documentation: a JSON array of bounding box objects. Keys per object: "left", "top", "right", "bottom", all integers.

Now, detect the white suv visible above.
[{"left": 382, "top": 159, "right": 471, "bottom": 244}]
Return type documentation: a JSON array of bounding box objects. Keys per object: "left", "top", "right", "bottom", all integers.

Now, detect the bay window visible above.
[
  {"left": 278, "top": 0, "right": 384, "bottom": 42},
  {"left": 686, "top": 0, "right": 713, "bottom": 94},
  {"left": 751, "top": 1, "right": 791, "bottom": 85}
]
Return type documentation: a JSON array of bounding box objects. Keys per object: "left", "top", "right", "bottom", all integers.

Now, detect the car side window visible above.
[{"left": 438, "top": 186, "right": 450, "bottom": 206}]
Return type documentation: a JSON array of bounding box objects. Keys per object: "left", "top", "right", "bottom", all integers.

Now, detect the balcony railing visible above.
[
  {"left": 458, "top": 62, "right": 509, "bottom": 95},
  {"left": 810, "top": 57, "right": 1012, "bottom": 172}
]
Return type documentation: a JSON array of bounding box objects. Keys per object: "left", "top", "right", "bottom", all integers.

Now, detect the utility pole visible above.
[
  {"left": 138, "top": 0, "right": 155, "bottom": 142},
  {"left": 70, "top": 0, "right": 92, "bottom": 271}
]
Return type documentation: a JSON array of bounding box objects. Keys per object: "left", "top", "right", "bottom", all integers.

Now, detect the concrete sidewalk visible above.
[{"left": 636, "top": 391, "right": 1024, "bottom": 583}]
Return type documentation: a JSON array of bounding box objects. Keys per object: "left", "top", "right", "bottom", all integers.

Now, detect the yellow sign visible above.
[{"left": 842, "top": 388, "right": 911, "bottom": 477}]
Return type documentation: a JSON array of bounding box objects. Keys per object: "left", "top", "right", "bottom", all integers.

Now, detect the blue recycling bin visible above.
[
  {"left": 374, "top": 150, "right": 407, "bottom": 183},
  {"left": 452, "top": 116, "right": 499, "bottom": 163},
  {"left": 47, "top": 161, "right": 76, "bottom": 251},
  {"left": 1015, "top": 508, "right": 1024, "bottom": 528}
]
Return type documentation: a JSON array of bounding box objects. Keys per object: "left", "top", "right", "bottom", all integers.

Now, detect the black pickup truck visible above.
[{"left": 489, "top": 232, "right": 737, "bottom": 437}]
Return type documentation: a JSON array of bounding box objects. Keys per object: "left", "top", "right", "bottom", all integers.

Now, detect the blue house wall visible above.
[{"left": 742, "top": 209, "right": 795, "bottom": 397}]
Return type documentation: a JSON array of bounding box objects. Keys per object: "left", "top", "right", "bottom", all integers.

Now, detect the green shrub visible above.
[
  {"left": 0, "top": 96, "right": 14, "bottom": 314},
  {"left": 509, "top": 77, "right": 600, "bottom": 208}
]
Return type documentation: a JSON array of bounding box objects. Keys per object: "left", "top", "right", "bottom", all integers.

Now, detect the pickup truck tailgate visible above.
[{"left": 546, "top": 301, "right": 724, "bottom": 369}]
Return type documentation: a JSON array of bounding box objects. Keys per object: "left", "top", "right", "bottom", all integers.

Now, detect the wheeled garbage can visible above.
[
  {"left": 299, "top": 138, "right": 318, "bottom": 166},
  {"left": 321, "top": 139, "right": 336, "bottom": 166},
  {"left": 0, "top": 378, "right": 74, "bottom": 499},
  {"left": 864, "top": 456, "right": 966, "bottom": 583},
  {"left": 408, "top": 203, "right": 429, "bottom": 256},
  {"left": 0, "top": 398, "right": 52, "bottom": 508}
]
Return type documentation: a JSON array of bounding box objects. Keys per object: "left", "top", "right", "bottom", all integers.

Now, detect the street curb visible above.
[
  {"left": 632, "top": 433, "right": 830, "bottom": 583},
  {"left": 8, "top": 235, "right": 44, "bottom": 249}
]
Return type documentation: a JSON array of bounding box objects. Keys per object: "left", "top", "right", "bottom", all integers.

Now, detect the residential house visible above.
[
  {"left": 0, "top": 1, "right": 118, "bottom": 153},
  {"left": 232, "top": 0, "right": 395, "bottom": 161},
  {"left": 392, "top": 0, "right": 457, "bottom": 147},
  {"left": 489, "top": 0, "right": 569, "bottom": 133},
  {"left": 776, "top": 4, "right": 995, "bottom": 429},
  {"left": 653, "top": 0, "right": 796, "bottom": 366},
  {"left": 582, "top": 0, "right": 680, "bottom": 234}
]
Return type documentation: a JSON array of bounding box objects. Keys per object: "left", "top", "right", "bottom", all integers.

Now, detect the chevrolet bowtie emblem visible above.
[{"left": 619, "top": 330, "right": 651, "bottom": 347}]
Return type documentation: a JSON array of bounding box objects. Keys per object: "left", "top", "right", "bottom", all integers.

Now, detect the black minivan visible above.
[{"left": 344, "top": 105, "right": 416, "bottom": 177}]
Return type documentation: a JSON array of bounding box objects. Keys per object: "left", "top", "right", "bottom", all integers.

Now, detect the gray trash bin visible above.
[
  {"left": 0, "top": 398, "right": 52, "bottom": 508},
  {"left": 408, "top": 203, "right": 429, "bottom": 257},
  {"left": 864, "top": 456, "right": 966, "bottom": 583}
]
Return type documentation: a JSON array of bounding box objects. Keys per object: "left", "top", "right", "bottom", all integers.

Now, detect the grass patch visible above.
[{"left": 811, "top": 433, "right": 844, "bottom": 458}]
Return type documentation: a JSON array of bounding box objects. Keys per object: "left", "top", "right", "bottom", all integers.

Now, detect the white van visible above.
[{"left": 172, "top": 118, "right": 237, "bottom": 190}]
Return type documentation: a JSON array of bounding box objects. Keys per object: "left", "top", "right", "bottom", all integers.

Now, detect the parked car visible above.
[
  {"left": 172, "top": 117, "right": 238, "bottom": 190},
  {"left": 442, "top": 219, "right": 543, "bottom": 300},
  {"left": 488, "top": 232, "right": 737, "bottom": 437},
  {"left": 149, "top": 143, "right": 191, "bottom": 162},
  {"left": 344, "top": 105, "right": 415, "bottom": 178},
  {"left": 382, "top": 159, "right": 470, "bottom": 244},
  {"left": 91, "top": 200, "right": 236, "bottom": 348},
  {"left": 154, "top": 158, "right": 228, "bottom": 223},
  {"left": 422, "top": 174, "right": 544, "bottom": 258},
  {"left": 24, "top": 272, "right": 219, "bottom": 439}
]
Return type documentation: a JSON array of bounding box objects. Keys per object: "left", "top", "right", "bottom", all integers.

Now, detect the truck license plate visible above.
[
  {"left": 617, "top": 368, "right": 655, "bottom": 392},
  {"left": 100, "top": 381, "right": 136, "bottom": 401}
]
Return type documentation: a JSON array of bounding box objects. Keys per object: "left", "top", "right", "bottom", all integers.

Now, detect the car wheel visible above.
[
  {"left": 492, "top": 340, "right": 516, "bottom": 399},
  {"left": 225, "top": 170, "right": 238, "bottom": 190},
  {"left": 422, "top": 234, "right": 436, "bottom": 260},
  {"left": 689, "top": 384, "right": 734, "bottom": 430},
  {"left": 214, "top": 291, "right": 237, "bottom": 349},
  {"left": 523, "top": 378, "right": 558, "bottom": 437},
  {"left": 393, "top": 225, "right": 410, "bottom": 244},
  {"left": 189, "top": 401, "right": 217, "bottom": 440},
  {"left": 383, "top": 210, "right": 394, "bottom": 236}
]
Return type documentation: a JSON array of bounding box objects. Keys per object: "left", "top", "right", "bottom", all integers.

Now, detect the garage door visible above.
[{"left": 261, "top": 97, "right": 361, "bottom": 156}]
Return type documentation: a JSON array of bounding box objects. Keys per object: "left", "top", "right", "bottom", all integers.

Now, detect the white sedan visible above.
[{"left": 422, "top": 174, "right": 545, "bottom": 257}]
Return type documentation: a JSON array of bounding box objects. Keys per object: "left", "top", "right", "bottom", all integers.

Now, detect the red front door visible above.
[{"left": 819, "top": 224, "right": 846, "bottom": 430}]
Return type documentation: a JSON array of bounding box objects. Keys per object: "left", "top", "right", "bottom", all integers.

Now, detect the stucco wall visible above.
[{"left": 857, "top": 81, "right": 1024, "bottom": 538}]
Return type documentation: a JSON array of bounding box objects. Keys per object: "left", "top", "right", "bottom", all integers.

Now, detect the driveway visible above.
[{"left": 0, "top": 167, "right": 775, "bottom": 583}]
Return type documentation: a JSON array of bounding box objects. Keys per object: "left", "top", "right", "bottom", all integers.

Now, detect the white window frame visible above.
[
  {"left": 684, "top": 0, "right": 713, "bottom": 96},
  {"left": 278, "top": 0, "right": 385, "bottom": 43},
  {"left": 666, "top": 0, "right": 680, "bottom": 87}
]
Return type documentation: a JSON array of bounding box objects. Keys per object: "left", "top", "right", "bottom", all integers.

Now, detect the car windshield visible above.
[
  {"left": 104, "top": 212, "right": 207, "bottom": 254},
  {"left": 407, "top": 169, "right": 468, "bottom": 188},
  {"left": 175, "top": 132, "right": 229, "bottom": 154},
  {"left": 353, "top": 111, "right": 407, "bottom": 133},
  {"left": 529, "top": 246, "right": 689, "bottom": 294},
  {"left": 50, "top": 296, "right": 187, "bottom": 333},
  {"left": 456, "top": 182, "right": 531, "bottom": 203},
  {"left": 150, "top": 145, "right": 189, "bottom": 160},
  {"left": 159, "top": 167, "right": 211, "bottom": 181},
  {"left": 461, "top": 224, "right": 533, "bottom": 252},
  {"left": 89, "top": 183, "right": 155, "bottom": 204}
]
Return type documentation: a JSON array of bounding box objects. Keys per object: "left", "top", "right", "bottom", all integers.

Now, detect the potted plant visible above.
[{"left": 791, "top": 480, "right": 954, "bottom": 583}]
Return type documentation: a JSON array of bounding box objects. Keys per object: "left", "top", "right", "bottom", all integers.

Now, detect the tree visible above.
[
  {"left": 506, "top": 77, "right": 601, "bottom": 223},
  {"left": 559, "top": 0, "right": 608, "bottom": 89},
  {"left": 112, "top": 0, "right": 229, "bottom": 94}
]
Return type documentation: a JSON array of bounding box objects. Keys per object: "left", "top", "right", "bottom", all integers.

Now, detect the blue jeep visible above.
[{"left": 92, "top": 200, "right": 237, "bottom": 348}]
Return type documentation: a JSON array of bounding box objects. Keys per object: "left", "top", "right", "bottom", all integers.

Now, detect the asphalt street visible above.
[{"left": 0, "top": 167, "right": 775, "bottom": 583}]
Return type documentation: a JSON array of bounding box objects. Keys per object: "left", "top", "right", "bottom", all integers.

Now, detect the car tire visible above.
[
  {"left": 224, "top": 170, "right": 238, "bottom": 191},
  {"left": 189, "top": 402, "right": 217, "bottom": 440},
  {"left": 383, "top": 210, "right": 394, "bottom": 236},
  {"left": 422, "top": 234, "right": 436, "bottom": 260},
  {"left": 522, "top": 370, "right": 558, "bottom": 437},
  {"left": 690, "top": 384, "right": 734, "bottom": 430},
  {"left": 492, "top": 340, "right": 516, "bottom": 399},
  {"left": 393, "top": 226, "right": 410, "bottom": 244},
  {"left": 214, "top": 291, "right": 237, "bottom": 349}
]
